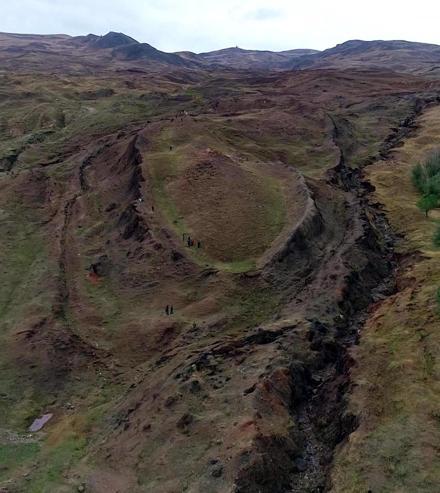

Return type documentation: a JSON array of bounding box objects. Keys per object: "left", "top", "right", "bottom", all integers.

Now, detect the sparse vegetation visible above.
[
  {"left": 411, "top": 152, "right": 440, "bottom": 193},
  {"left": 412, "top": 151, "right": 440, "bottom": 217},
  {"left": 417, "top": 194, "right": 438, "bottom": 217},
  {"left": 433, "top": 224, "right": 440, "bottom": 247},
  {"left": 436, "top": 287, "right": 440, "bottom": 312}
]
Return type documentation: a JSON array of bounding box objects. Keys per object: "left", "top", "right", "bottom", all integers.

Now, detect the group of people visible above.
[
  {"left": 182, "top": 233, "right": 202, "bottom": 249},
  {"left": 165, "top": 305, "right": 174, "bottom": 316}
]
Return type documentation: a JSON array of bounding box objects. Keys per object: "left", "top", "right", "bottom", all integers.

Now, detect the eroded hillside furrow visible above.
[
  {"left": 284, "top": 101, "right": 440, "bottom": 492},
  {"left": 79, "top": 142, "right": 110, "bottom": 192},
  {"left": 288, "top": 168, "right": 396, "bottom": 493},
  {"left": 235, "top": 102, "right": 440, "bottom": 492},
  {"left": 228, "top": 151, "right": 394, "bottom": 492},
  {"left": 54, "top": 194, "right": 79, "bottom": 321}
]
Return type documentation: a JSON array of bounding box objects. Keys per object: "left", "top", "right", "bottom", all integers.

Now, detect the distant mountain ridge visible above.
[
  {"left": 289, "top": 39, "right": 440, "bottom": 75},
  {"left": 0, "top": 31, "right": 440, "bottom": 74},
  {"left": 189, "top": 46, "right": 319, "bottom": 70}
]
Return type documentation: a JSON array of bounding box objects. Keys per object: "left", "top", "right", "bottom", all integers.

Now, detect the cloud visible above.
[{"left": 246, "top": 8, "right": 283, "bottom": 21}]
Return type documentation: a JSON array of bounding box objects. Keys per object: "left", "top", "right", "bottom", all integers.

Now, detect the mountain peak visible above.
[{"left": 94, "top": 31, "right": 139, "bottom": 49}]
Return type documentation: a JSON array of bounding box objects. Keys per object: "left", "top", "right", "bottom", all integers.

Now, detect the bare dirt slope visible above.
[{"left": 0, "top": 32, "right": 439, "bottom": 493}]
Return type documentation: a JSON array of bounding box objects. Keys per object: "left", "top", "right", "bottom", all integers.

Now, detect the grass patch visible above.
[
  {"left": 81, "top": 276, "right": 123, "bottom": 332},
  {"left": 0, "top": 197, "right": 51, "bottom": 326},
  {"left": 225, "top": 285, "right": 279, "bottom": 330},
  {"left": 0, "top": 442, "right": 40, "bottom": 482},
  {"left": 27, "top": 436, "right": 87, "bottom": 493}
]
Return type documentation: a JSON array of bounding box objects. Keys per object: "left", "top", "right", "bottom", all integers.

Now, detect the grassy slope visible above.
[
  {"left": 331, "top": 105, "right": 440, "bottom": 492},
  {"left": 0, "top": 191, "right": 60, "bottom": 488},
  {"left": 0, "top": 73, "right": 292, "bottom": 490}
]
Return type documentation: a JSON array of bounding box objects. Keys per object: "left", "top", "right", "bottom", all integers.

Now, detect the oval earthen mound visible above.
[
  {"left": 172, "top": 149, "right": 281, "bottom": 262},
  {"left": 154, "top": 145, "right": 309, "bottom": 269}
]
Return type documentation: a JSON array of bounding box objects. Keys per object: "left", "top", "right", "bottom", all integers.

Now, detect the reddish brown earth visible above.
[{"left": 0, "top": 31, "right": 439, "bottom": 493}]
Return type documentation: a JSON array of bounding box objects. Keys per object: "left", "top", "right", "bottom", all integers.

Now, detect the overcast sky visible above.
[{"left": 2, "top": 0, "right": 440, "bottom": 53}]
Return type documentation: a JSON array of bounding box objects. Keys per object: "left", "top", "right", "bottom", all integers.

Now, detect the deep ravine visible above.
[{"left": 286, "top": 96, "right": 440, "bottom": 492}]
